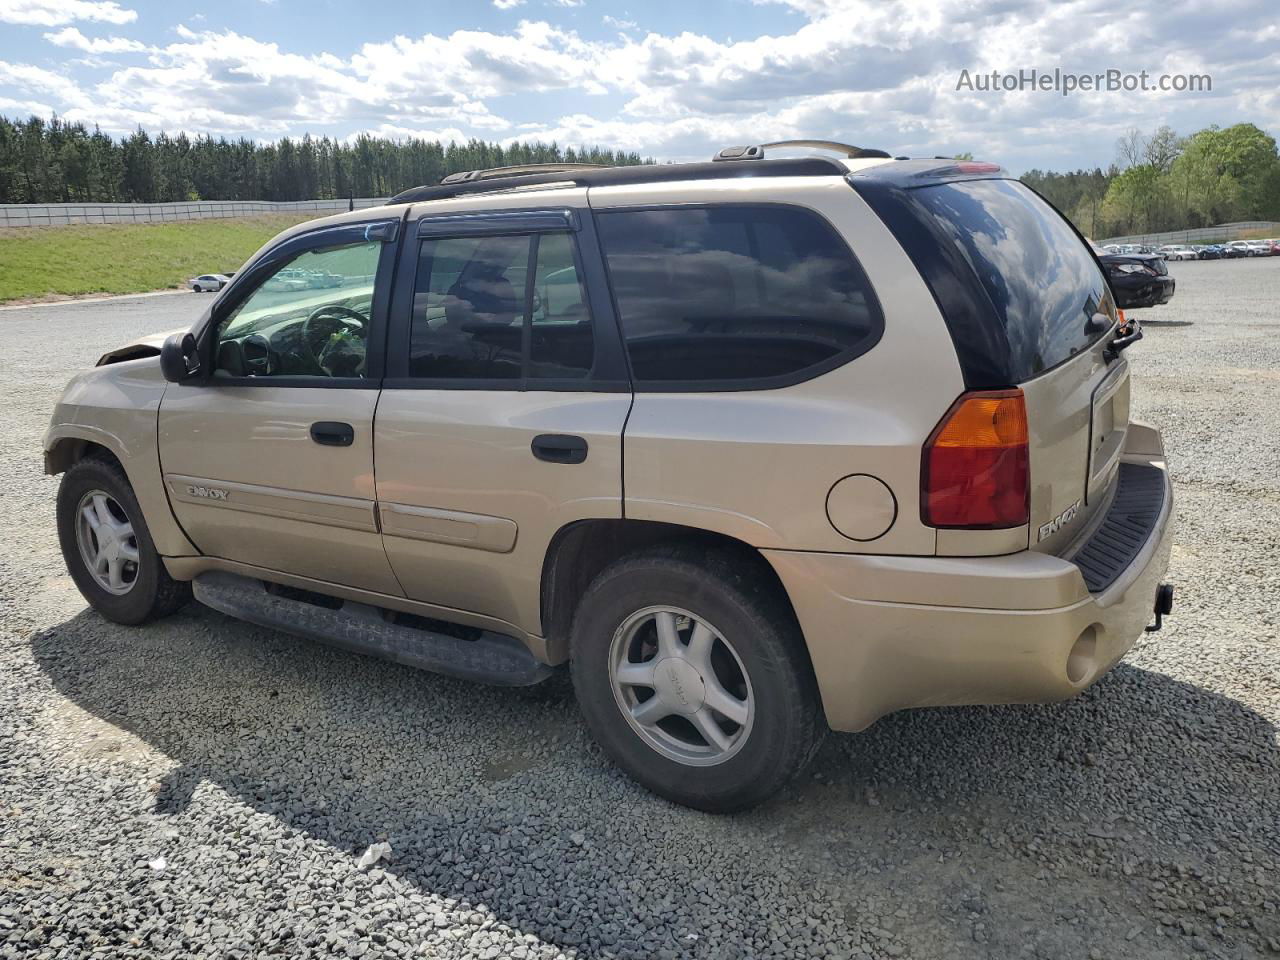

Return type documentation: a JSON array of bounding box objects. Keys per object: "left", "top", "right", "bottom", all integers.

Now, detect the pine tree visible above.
[{"left": 0, "top": 113, "right": 655, "bottom": 203}]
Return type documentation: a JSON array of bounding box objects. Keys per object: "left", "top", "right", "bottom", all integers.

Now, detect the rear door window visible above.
[
  {"left": 410, "top": 234, "right": 527, "bottom": 380},
  {"left": 596, "top": 205, "right": 883, "bottom": 389},
  {"left": 409, "top": 231, "right": 595, "bottom": 382},
  {"left": 911, "top": 179, "right": 1111, "bottom": 379}
]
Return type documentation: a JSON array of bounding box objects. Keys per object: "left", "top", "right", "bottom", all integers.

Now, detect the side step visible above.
[{"left": 191, "top": 571, "right": 553, "bottom": 686}]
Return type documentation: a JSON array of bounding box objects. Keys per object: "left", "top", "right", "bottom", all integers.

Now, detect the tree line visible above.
[
  {"left": 0, "top": 115, "right": 649, "bottom": 204},
  {"left": 1022, "top": 122, "right": 1280, "bottom": 239},
  {"left": 3, "top": 115, "right": 1278, "bottom": 240}
]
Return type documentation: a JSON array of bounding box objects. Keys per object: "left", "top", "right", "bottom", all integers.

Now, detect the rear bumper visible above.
[{"left": 766, "top": 425, "right": 1174, "bottom": 732}]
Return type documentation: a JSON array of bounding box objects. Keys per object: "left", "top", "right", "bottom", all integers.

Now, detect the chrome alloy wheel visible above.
[
  {"left": 75, "top": 490, "right": 140, "bottom": 595},
  {"left": 608, "top": 606, "right": 754, "bottom": 766}
]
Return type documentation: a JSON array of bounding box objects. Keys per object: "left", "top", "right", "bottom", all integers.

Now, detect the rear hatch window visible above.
[{"left": 910, "top": 178, "right": 1112, "bottom": 382}]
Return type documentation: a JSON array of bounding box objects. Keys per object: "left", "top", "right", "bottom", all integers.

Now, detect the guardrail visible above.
[
  {"left": 0, "top": 198, "right": 389, "bottom": 228},
  {"left": 1098, "top": 221, "right": 1280, "bottom": 247}
]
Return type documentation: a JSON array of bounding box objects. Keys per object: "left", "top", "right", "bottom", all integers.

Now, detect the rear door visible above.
[
  {"left": 374, "top": 196, "right": 632, "bottom": 637},
  {"left": 158, "top": 220, "right": 404, "bottom": 595},
  {"left": 905, "top": 177, "right": 1128, "bottom": 555}
]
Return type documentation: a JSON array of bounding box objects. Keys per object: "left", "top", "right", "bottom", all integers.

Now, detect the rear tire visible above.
[
  {"left": 570, "top": 545, "right": 824, "bottom": 812},
  {"left": 57, "top": 456, "right": 190, "bottom": 625}
]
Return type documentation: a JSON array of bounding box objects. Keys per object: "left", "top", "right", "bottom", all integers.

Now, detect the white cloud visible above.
[
  {"left": 0, "top": 60, "right": 88, "bottom": 105},
  {"left": 492, "top": 0, "right": 524, "bottom": 7},
  {"left": 0, "top": 0, "right": 135, "bottom": 26},
  {"left": 43, "top": 25, "right": 146, "bottom": 52}
]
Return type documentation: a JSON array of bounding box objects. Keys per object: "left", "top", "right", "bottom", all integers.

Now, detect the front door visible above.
[
  {"left": 374, "top": 199, "right": 632, "bottom": 636},
  {"left": 158, "top": 219, "right": 404, "bottom": 596}
]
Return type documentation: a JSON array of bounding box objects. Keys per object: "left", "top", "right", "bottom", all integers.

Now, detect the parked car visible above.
[
  {"left": 43, "top": 146, "right": 1175, "bottom": 812},
  {"left": 189, "top": 274, "right": 230, "bottom": 292},
  {"left": 1246, "top": 240, "right": 1275, "bottom": 257},
  {"left": 263, "top": 275, "right": 309, "bottom": 293},
  {"left": 1158, "top": 245, "right": 1196, "bottom": 261},
  {"left": 1198, "top": 244, "right": 1225, "bottom": 260},
  {"left": 1093, "top": 244, "right": 1176, "bottom": 308},
  {"left": 1225, "top": 241, "right": 1252, "bottom": 258},
  {"left": 312, "top": 270, "right": 344, "bottom": 288}
]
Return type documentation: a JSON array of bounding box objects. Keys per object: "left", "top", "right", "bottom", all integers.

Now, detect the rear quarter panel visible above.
[{"left": 590, "top": 177, "right": 966, "bottom": 555}]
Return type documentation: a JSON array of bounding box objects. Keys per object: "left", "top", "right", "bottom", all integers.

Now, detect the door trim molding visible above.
[
  {"left": 164, "top": 474, "right": 378, "bottom": 533},
  {"left": 378, "top": 502, "right": 518, "bottom": 553}
]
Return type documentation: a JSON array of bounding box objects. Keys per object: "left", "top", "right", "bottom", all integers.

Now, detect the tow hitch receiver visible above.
[{"left": 1145, "top": 583, "right": 1175, "bottom": 632}]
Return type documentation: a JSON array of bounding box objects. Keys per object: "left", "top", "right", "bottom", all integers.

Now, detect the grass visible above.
[{"left": 0, "top": 215, "right": 316, "bottom": 303}]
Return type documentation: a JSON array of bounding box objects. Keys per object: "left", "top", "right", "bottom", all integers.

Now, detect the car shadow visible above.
[{"left": 30, "top": 605, "right": 1280, "bottom": 958}]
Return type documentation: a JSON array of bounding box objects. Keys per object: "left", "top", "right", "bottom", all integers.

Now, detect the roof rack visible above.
[
  {"left": 440, "top": 162, "right": 609, "bottom": 186},
  {"left": 388, "top": 157, "right": 850, "bottom": 205},
  {"left": 713, "top": 140, "right": 892, "bottom": 162}
]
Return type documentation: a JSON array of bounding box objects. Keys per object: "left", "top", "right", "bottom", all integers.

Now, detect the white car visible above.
[
  {"left": 190, "top": 274, "right": 230, "bottom": 292},
  {"left": 1157, "top": 245, "right": 1196, "bottom": 261}
]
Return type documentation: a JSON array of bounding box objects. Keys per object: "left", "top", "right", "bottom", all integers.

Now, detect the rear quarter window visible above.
[
  {"left": 596, "top": 205, "right": 883, "bottom": 389},
  {"left": 912, "top": 179, "right": 1110, "bottom": 379}
]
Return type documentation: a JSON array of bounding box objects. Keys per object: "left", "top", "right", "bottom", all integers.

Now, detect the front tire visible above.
[
  {"left": 57, "top": 456, "right": 190, "bottom": 625},
  {"left": 570, "top": 546, "right": 824, "bottom": 812}
]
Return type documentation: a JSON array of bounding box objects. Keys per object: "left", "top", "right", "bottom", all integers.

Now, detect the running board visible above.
[{"left": 191, "top": 571, "right": 553, "bottom": 686}]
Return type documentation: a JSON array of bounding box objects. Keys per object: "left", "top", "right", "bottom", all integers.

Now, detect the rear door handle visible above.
[
  {"left": 310, "top": 421, "right": 354, "bottom": 447},
  {"left": 531, "top": 434, "right": 588, "bottom": 464}
]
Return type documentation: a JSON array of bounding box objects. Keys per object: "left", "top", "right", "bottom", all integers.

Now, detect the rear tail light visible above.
[{"left": 922, "top": 389, "right": 1029, "bottom": 529}]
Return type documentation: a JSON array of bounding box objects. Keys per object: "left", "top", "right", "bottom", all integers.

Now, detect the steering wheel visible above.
[{"left": 301, "top": 304, "right": 367, "bottom": 371}]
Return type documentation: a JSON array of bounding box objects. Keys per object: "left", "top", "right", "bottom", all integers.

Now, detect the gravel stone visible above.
[{"left": 1, "top": 262, "right": 1279, "bottom": 958}]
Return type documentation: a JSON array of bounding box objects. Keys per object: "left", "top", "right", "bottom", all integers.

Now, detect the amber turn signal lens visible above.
[{"left": 929, "top": 391, "right": 1028, "bottom": 449}]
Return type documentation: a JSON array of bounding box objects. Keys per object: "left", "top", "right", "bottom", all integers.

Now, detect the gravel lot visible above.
[{"left": 2, "top": 261, "right": 1278, "bottom": 960}]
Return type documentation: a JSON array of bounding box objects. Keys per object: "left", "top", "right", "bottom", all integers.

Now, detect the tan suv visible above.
[{"left": 45, "top": 143, "right": 1175, "bottom": 812}]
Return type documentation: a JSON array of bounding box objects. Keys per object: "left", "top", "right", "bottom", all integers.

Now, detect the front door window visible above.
[{"left": 214, "top": 241, "right": 382, "bottom": 379}]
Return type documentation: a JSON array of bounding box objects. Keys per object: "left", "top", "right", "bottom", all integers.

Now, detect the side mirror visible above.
[
  {"left": 242, "top": 334, "right": 274, "bottom": 376},
  {"left": 160, "top": 332, "right": 199, "bottom": 383}
]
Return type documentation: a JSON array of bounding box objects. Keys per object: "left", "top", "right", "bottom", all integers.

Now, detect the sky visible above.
[{"left": 0, "top": 0, "right": 1277, "bottom": 173}]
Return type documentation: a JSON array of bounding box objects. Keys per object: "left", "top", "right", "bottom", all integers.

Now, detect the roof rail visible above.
[
  {"left": 713, "top": 140, "right": 892, "bottom": 162},
  {"left": 440, "top": 162, "right": 608, "bottom": 185},
  {"left": 388, "top": 157, "right": 849, "bottom": 205}
]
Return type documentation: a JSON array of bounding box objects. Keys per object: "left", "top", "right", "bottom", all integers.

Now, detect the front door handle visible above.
[
  {"left": 310, "top": 421, "right": 354, "bottom": 447},
  {"left": 531, "top": 434, "right": 588, "bottom": 464}
]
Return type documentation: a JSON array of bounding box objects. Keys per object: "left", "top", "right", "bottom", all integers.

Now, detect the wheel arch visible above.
[
  {"left": 44, "top": 423, "right": 135, "bottom": 476},
  {"left": 538, "top": 518, "right": 808, "bottom": 668},
  {"left": 45, "top": 423, "right": 197, "bottom": 558},
  {"left": 45, "top": 431, "right": 121, "bottom": 477}
]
